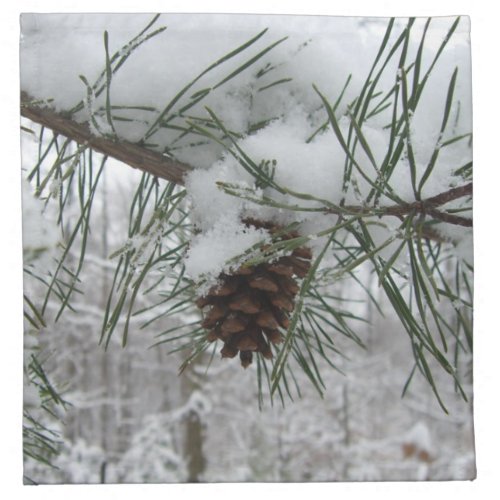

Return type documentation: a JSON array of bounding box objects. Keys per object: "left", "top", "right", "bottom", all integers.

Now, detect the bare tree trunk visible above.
[
  {"left": 181, "top": 363, "right": 206, "bottom": 482},
  {"left": 341, "top": 382, "right": 351, "bottom": 479},
  {"left": 99, "top": 169, "right": 112, "bottom": 479},
  {"left": 185, "top": 410, "right": 206, "bottom": 482}
]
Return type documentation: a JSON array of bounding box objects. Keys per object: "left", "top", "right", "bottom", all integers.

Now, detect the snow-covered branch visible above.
[{"left": 21, "top": 92, "right": 193, "bottom": 185}]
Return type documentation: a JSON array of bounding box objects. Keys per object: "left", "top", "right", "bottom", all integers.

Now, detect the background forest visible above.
[{"left": 22, "top": 163, "right": 475, "bottom": 482}]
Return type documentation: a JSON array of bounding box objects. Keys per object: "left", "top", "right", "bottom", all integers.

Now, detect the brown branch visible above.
[
  {"left": 425, "top": 208, "right": 472, "bottom": 227},
  {"left": 341, "top": 183, "right": 473, "bottom": 227},
  {"left": 21, "top": 93, "right": 472, "bottom": 229},
  {"left": 391, "top": 183, "right": 472, "bottom": 227},
  {"left": 422, "top": 182, "right": 472, "bottom": 207},
  {"left": 21, "top": 92, "right": 193, "bottom": 185}
]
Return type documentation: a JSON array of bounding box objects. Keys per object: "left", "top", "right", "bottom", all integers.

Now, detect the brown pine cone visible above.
[{"left": 195, "top": 218, "right": 312, "bottom": 368}]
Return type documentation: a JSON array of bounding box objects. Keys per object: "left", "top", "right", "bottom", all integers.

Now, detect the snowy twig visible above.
[
  {"left": 312, "top": 183, "right": 473, "bottom": 227},
  {"left": 219, "top": 181, "right": 472, "bottom": 229},
  {"left": 21, "top": 92, "right": 193, "bottom": 185},
  {"left": 378, "top": 183, "right": 473, "bottom": 227}
]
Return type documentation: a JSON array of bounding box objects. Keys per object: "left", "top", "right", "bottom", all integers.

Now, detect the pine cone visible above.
[{"left": 195, "top": 219, "right": 312, "bottom": 368}]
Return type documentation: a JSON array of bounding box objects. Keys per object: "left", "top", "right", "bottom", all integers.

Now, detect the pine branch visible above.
[
  {"left": 378, "top": 182, "right": 473, "bottom": 227},
  {"left": 22, "top": 91, "right": 472, "bottom": 231},
  {"left": 327, "top": 183, "right": 472, "bottom": 227},
  {"left": 219, "top": 180, "right": 472, "bottom": 230},
  {"left": 21, "top": 92, "right": 193, "bottom": 185}
]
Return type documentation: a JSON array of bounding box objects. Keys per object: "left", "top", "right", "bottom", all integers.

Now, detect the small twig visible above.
[
  {"left": 424, "top": 208, "right": 472, "bottom": 227},
  {"left": 424, "top": 182, "right": 473, "bottom": 207},
  {"left": 342, "top": 183, "right": 472, "bottom": 227}
]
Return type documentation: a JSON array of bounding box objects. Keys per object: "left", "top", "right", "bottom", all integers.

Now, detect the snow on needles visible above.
[
  {"left": 184, "top": 213, "right": 269, "bottom": 287},
  {"left": 20, "top": 14, "right": 473, "bottom": 277}
]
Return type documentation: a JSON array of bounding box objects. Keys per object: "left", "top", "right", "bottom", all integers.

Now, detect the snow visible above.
[
  {"left": 234, "top": 112, "right": 348, "bottom": 206},
  {"left": 21, "top": 15, "right": 472, "bottom": 276},
  {"left": 20, "top": 177, "right": 60, "bottom": 263},
  {"left": 403, "top": 422, "right": 434, "bottom": 456},
  {"left": 19, "top": 14, "right": 373, "bottom": 117},
  {"left": 116, "top": 414, "right": 187, "bottom": 483},
  {"left": 185, "top": 158, "right": 255, "bottom": 231},
  {"left": 23, "top": 383, "right": 41, "bottom": 408},
  {"left": 184, "top": 212, "right": 270, "bottom": 284}
]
